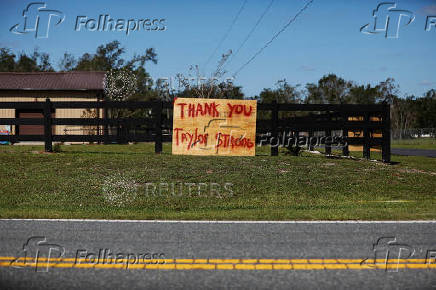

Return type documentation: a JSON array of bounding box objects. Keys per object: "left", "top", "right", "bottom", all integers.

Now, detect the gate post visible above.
[
  {"left": 325, "top": 112, "right": 332, "bottom": 155},
  {"left": 363, "top": 112, "right": 371, "bottom": 160},
  {"left": 271, "top": 100, "right": 279, "bottom": 156},
  {"left": 382, "top": 104, "right": 391, "bottom": 163},
  {"left": 154, "top": 100, "right": 163, "bottom": 154},
  {"left": 342, "top": 129, "right": 349, "bottom": 156},
  {"left": 341, "top": 113, "right": 349, "bottom": 156},
  {"left": 308, "top": 130, "right": 314, "bottom": 151},
  {"left": 44, "top": 98, "right": 53, "bottom": 152},
  {"left": 325, "top": 129, "right": 332, "bottom": 155},
  {"left": 103, "top": 101, "right": 109, "bottom": 145}
]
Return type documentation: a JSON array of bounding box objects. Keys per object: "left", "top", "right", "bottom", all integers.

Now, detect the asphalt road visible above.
[
  {"left": 392, "top": 148, "right": 436, "bottom": 158},
  {"left": 0, "top": 220, "right": 435, "bottom": 290}
]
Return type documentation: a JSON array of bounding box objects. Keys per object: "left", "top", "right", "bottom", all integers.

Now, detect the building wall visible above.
[{"left": 0, "top": 94, "right": 103, "bottom": 136}]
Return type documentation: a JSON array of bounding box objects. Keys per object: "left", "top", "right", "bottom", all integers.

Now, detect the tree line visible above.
[{"left": 0, "top": 41, "right": 435, "bottom": 134}]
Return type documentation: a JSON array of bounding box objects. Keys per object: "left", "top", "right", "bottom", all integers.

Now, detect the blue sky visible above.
[{"left": 1, "top": 0, "right": 435, "bottom": 98}]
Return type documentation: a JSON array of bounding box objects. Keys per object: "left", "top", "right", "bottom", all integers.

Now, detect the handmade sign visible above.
[
  {"left": 172, "top": 98, "right": 257, "bottom": 156},
  {"left": 0, "top": 125, "right": 10, "bottom": 145}
]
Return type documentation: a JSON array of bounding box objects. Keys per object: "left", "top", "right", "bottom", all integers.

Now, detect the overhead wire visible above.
[
  {"left": 224, "top": 0, "right": 275, "bottom": 71},
  {"left": 232, "top": 0, "right": 314, "bottom": 78},
  {"left": 203, "top": 0, "right": 248, "bottom": 74}
]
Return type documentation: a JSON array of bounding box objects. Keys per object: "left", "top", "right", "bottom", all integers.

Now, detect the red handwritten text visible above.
[
  {"left": 215, "top": 133, "right": 254, "bottom": 149},
  {"left": 174, "top": 128, "right": 208, "bottom": 150},
  {"left": 177, "top": 102, "right": 220, "bottom": 119},
  {"left": 227, "top": 103, "right": 253, "bottom": 118}
]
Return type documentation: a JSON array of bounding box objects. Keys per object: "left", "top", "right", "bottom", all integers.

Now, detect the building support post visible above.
[{"left": 44, "top": 98, "right": 53, "bottom": 152}]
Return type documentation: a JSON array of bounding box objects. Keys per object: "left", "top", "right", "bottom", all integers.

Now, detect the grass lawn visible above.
[
  {"left": 392, "top": 138, "right": 436, "bottom": 150},
  {"left": 0, "top": 143, "right": 435, "bottom": 220}
]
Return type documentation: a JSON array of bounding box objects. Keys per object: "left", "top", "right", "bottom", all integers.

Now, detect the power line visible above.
[
  {"left": 232, "top": 0, "right": 314, "bottom": 78},
  {"left": 203, "top": 0, "right": 248, "bottom": 73},
  {"left": 224, "top": 0, "right": 275, "bottom": 70}
]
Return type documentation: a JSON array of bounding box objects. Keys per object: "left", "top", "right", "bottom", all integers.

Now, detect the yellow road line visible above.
[
  {"left": 1, "top": 261, "right": 436, "bottom": 270},
  {"left": 0, "top": 256, "right": 431, "bottom": 264}
]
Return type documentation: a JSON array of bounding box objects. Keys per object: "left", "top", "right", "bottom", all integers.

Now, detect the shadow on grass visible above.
[
  {"left": 323, "top": 153, "right": 400, "bottom": 165},
  {"left": 60, "top": 150, "right": 167, "bottom": 155}
]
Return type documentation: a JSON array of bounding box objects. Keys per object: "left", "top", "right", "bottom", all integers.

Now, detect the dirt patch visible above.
[
  {"left": 398, "top": 168, "right": 436, "bottom": 176},
  {"left": 30, "top": 151, "right": 56, "bottom": 155},
  {"left": 323, "top": 162, "right": 336, "bottom": 167}
]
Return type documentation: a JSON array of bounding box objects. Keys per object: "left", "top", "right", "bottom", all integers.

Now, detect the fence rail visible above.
[{"left": 0, "top": 99, "right": 391, "bottom": 162}]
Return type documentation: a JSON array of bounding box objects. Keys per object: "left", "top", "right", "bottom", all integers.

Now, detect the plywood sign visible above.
[{"left": 172, "top": 98, "right": 257, "bottom": 156}]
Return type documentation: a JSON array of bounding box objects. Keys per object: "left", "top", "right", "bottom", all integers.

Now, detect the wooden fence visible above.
[{"left": 0, "top": 99, "right": 390, "bottom": 162}]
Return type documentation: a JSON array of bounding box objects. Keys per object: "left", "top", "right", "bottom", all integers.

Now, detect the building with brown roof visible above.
[{"left": 0, "top": 71, "right": 105, "bottom": 139}]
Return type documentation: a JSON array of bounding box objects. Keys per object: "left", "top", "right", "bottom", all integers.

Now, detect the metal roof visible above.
[{"left": 0, "top": 71, "right": 105, "bottom": 91}]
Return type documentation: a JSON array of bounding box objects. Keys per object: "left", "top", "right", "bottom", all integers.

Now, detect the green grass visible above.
[
  {"left": 392, "top": 138, "right": 436, "bottom": 150},
  {"left": 0, "top": 143, "right": 435, "bottom": 220}
]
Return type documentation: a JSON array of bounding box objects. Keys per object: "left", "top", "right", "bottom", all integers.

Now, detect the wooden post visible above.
[
  {"left": 308, "top": 130, "right": 314, "bottom": 151},
  {"left": 295, "top": 130, "right": 300, "bottom": 152},
  {"left": 382, "top": 104, "right": 391, "bottom": 163},
  {"left": 44, "top": 98, "right": 53, "bottom": 152},
  {"left": 154, "top": 100, "right": 163, "bottom": 154},
  {"left": 324, "top": 111, "right": 331, "bottom": 155},
  {"left": 342, "top": 129, "right": 349, "bottom": 156},
  {"left": 342, "top": 113, "right": 349, "bottom": 156},
  {"left": 325, "top": 129, "right": 332, "bottom": 155},
  {"left": 103, "top": 101, "right": 109, "bottom": 145},
  {"left": 363, "top": 112, "right": 370, "bottom": 160},
  {"left": 96, "top": 93, "right": 101, "bottom": 144},
  {"left": 271, "top": 100, "right": 279, "bottom": 156},
  {"left": 124, "top": 122, "right": 130, "bottom": 144}
]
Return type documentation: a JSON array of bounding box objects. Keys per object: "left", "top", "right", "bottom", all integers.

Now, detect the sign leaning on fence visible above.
[
  {"left": 0, "top": 125, "right": 10, "bottom": 145},
  {"left": 172, "top": 98, "right": 257, "bottom": 156}
]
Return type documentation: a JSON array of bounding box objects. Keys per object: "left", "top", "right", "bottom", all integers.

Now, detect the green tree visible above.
[
  {"left": 75, "top": 41, "right": 125, "bottom": 71},
  {"left": 375, "top": 78, "right": 399, "bottom": 104},
  {"left": 72, "top": 41, "right": 158, "bottom": 101},
  {"left": 349, "top": 84, "right": 378, "bottom": 104},
  {"left": 305, "top": 74, "right": 352, "bottom": 104},
  {"left": 256, "top": 79, "right": 302, "bottom": 119},
  {"left": 14, "top": 53, "right": 39, "bottom": 72},
  {"left": 175, "top": 51, "right": 243, "bottom": 100},
  {"left": 58, "top": 53, "right": 77, "bottom": 71},
  {"left": 0, "top": 48, "right": 16, "bottom": 72},
  {"left": 0, "top": 47, "right": 54, "bottom": 72},
  {"left": 258, "top": 79, "right": 302, "bottom": 104},
  {"left": 391, "top": 95, "right": 417, "bottom": 139},
  {"left": 414, "top": 89, "right": 436, "bottom": 128}
]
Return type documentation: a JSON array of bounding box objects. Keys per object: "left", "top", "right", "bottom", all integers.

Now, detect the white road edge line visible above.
[{"left": 1, "top": 219, "right": 436, "bottom": 224}]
